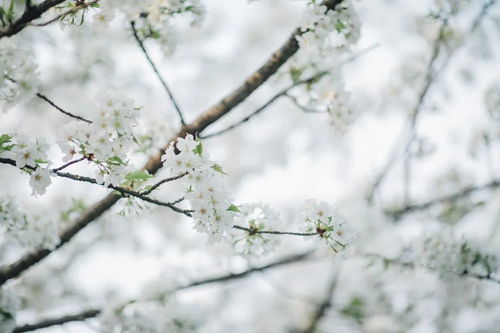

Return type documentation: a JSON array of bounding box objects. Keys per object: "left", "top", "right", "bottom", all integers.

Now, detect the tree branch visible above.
[
  {"left": 386, "top": 179, "right": 500, "bottom": 219},
  {"left": 233, "top": 225, "right": 319, "bottom": 237},
  {"left": 130, "top": 21, "right": 186, "bottom": 125},
  {"left": 13, "top": 250, "right": 315, "bottom": 332},
  {"left": 0, "top": 0, "right": 67, "bottom": 39},
  {"left": 36, "top": 92, "right": 93, "bottom": 124},
  {"left": 13, "top": 309, "right": 100, "bottom": 333},
  {"left": 0, "top": 0, "right": 343, "bottom": 287}
]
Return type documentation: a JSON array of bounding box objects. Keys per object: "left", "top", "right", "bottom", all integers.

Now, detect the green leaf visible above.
[
  {"left": 0, "top": 134, "right": 14, "bottom": 153},
  {"left": 211, "top": 163, "right": 226, "bottom": 175},
  {"left": 227, "top": 204, "right": 240, "bottom": 212},
  {"left": 193, "top": 141, "right": 203, "bottom": 156},
  {"left": 34, "top": 158, "right": 49, "bottom": 164},
  {"left": 125, "top": 170, "right": 153, "bottom": 181},
  {"left": 290, "top": 67, "right": 303, "bottom": 84},
  {"left": 107, "top": 156, "right": 125, "bottom": 166}
]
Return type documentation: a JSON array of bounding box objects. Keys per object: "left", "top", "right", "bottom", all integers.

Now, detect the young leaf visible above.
[{"left": 125, "top": 170, "right": 153, "bottom": 181}]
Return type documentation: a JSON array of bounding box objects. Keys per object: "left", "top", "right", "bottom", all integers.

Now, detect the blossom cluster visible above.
[
  {"left": 231, "top": 203, "right": 282, "bottom": 257},
  {"left": 0, "top": 197, "right": 60, "bottom": 250},
  {"left": 58, "top": 90, "right": 139, "bottom": 186},
  {"left": 91, "top": 0, "right": 205, "bottom": 55},
  {"left": 0, "top": 134, "right": 54, "bottom": 196},
  {"left": 292, "top": 0, "right": 361, "bottom": 135},
  {"left": 419, "top": 232, "right": 498, "bottom": 277},
  {"left": 162, "top": 134, "right": 235, "bottom": 243},
  {"left": 300, "top": 199, "right": 353, "bottom": 252},
  {"left": 0, "top": 38, "right": 38, "bottom": 111}
]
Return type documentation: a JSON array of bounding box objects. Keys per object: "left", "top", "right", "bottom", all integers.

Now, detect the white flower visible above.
[
  {"left": 0, "top": 287, "right": 19, "bottom": 332},
  {"left": 29, "top": 168, "right": 53, "bottom": 196},
  {"left": 300, "top": 199, "right": 352, "bottom": 252},
  {"left": 93, "top": 7, "right": 115, "bottom": 29},
  {"left": 12, "top": 136, "right": 49, "bottom": 168},
  {"left": 231, "top": 203, "right": 282, "bottom": 257}
]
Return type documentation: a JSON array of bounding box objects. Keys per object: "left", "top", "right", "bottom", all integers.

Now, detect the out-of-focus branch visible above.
[
  {"left": 367, "top": 0, "right": 497, "bottom": 203},
  {"left": 13, "top": 309, "right": 100, "bottom": 333},
  {"left": 13, "top": 251, "right": 315, "bottom": 332},
  {"left": 0, "top": 0, "right": 343, "bottom": 287},
  {"left": 0, "top": 0, "right": 66, "bottom": 38},
  {"left": 294, "top": 272, "right": 338, "bottom": 333},
  {"left": 386, "top": 179, "right": 500, "bottom": 219}
]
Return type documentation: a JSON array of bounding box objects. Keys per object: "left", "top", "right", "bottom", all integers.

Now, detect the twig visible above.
[
  {"left": 285, "top": 93, "right": 326, "bottom": 113},
  {"left": 200, "top": 72, "right": 328, "bottom": 139},
  {"left": 13, "top": 251, "right": 315, "bottom": 332},
  {"left": 13, "top": 309, "right": 100, "bottom": 333},
  {"left": 386, "top": 179, "right": 500, "bottom": 219},
  {"left": 200, "top": 43, "right": 379, "bottom": 140},
  {"left": 0, "top": 157, "right": 191, "bottom": 216},
  {"left": 29, "top": 0, "right": 100, "bottom": 27},
  {"left": 52, "top": 156, "right": 87, "bottom": 172},
  {"left": 130, "top": 21, "right": 186, "bottom": 125},
  {"left": 233, "top": 225, "right": 319, "bottom": 237},
  {"left": 36, "top": 93, "right": 93, "bottom": 124},
  {"left": 139, "top": 172, "right": 188, "bottom": 196}
]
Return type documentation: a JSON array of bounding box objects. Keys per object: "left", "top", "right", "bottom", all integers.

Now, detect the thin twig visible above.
[
  {"left": 29, "top": 0, "right": 100, "bottom": 27},
  {"left": 367, "top": 1, "right": 496, "bottom": 203},
  {"left": 13, "top": 309, "right": 100, "bottom": 333},
  {"left": 233, "top": 225, "right": 319, "bottom": 237},
  {"left": 52, "top": 156, "right": 87, "bottom": 172},
  {"left": 285, "top": 93, "right": 326, "bottom": 113},
  {"left": 130, "top": 21, "right": 186, "bottom": 125},
  {"left": 36, "top": 93, "right": 93, "bottom": 123},
  {"left": 139, "top": 172, "right": 188, "bottom": 196}
]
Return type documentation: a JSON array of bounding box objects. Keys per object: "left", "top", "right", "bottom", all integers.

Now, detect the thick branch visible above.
[{"left": 0, "top": 0, "right": 66, "bottom": 39}]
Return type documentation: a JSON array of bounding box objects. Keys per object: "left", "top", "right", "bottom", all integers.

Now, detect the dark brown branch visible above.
[
  {"left": 0, "top": 0, "right": 342, "bottom": 287},
  {"left": 0, "top": 0, "right": 66, "bottom": 39},
  {"left": 233, "top": 225, "right": 319, "bottom": 237},
  {"left": 13, "top": 309, "right": 100, "bottom": 333},
  {"left": 130, "top": 21, "right": 186, "bottom": 125},
  {"left": 13, "top": 251, "right": 315, "bottom": 332},
  {"left": 36, "top": 93, "right": 93, "bottom": 124}
]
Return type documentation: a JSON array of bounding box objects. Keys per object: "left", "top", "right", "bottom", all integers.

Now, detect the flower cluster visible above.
[
  {"left": 58, "top": 90, "right": 139, "bottom": 186},
  {"left": 0, "top": 134, "right": 54, "bottom": 196},
  {"left": 0, "top": 287, "right": 19, "bottom": 333},
  {"left": 0, "top": 38, "right": 38, "bottom": 111},
  {"left": 0, "top": 197, "right": 60, "bottom": 250},
  {"left": 162, "top": 135, "right": 235, "bottom": 242},
  {"left": 292, "top": 0, "right": 360, "bottom": 135},
  {"left": 419, "top": 233, "right": 498, "bottom": 277},
  {"left": 300, "top": 199, "right": 352, "bottom": 252},
  {"left": 296, "top": 0, "right": 361, "bottom": 63},
  {"left": 231, "top": 203, "right": 282, "bottom": 257},
  {"left": 92, "top": 0, "right": 205, "bottom": 55}
]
